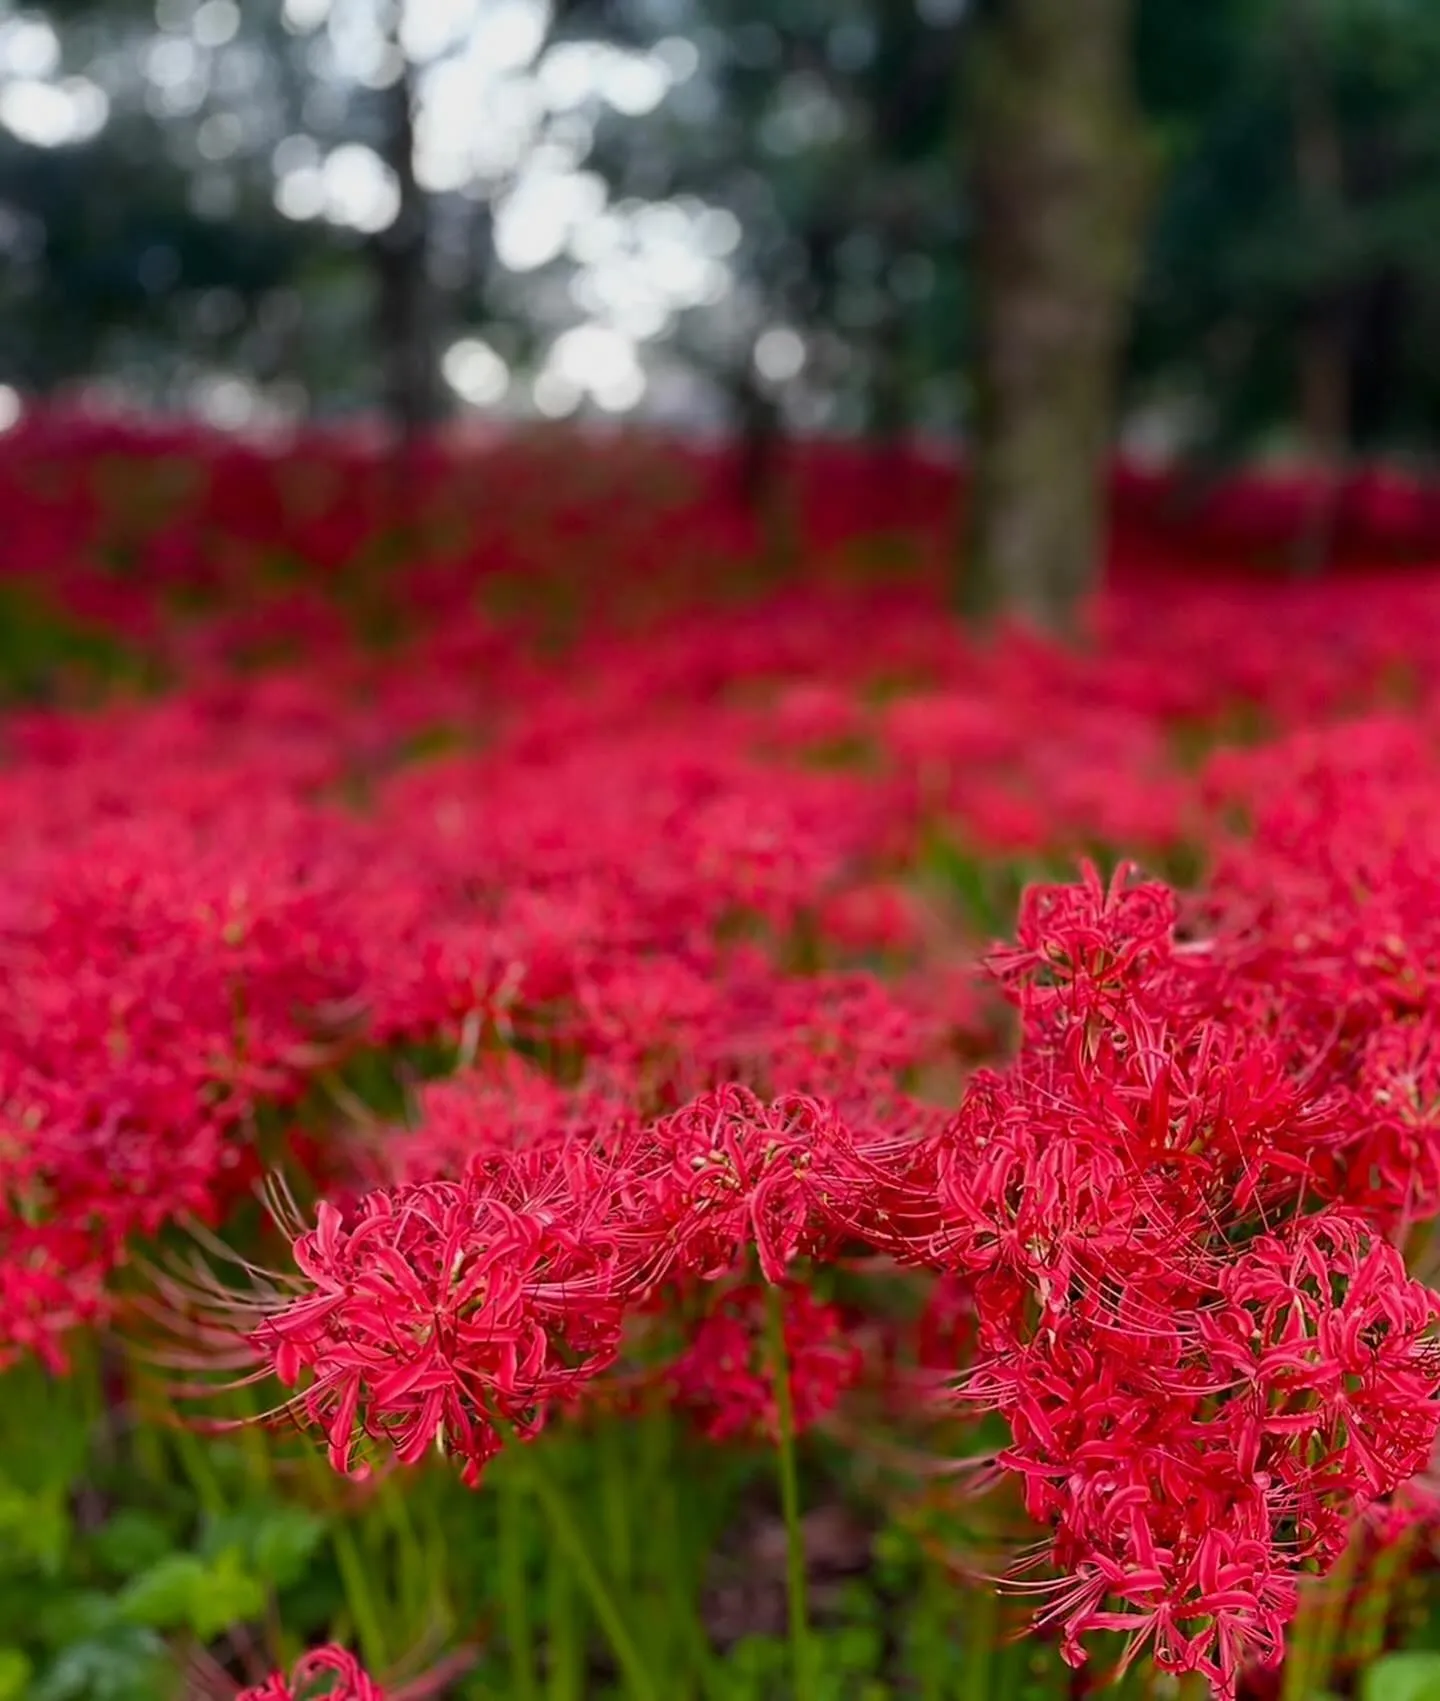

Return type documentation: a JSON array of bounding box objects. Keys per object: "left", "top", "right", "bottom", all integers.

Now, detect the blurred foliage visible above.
[
  {"left": 3, "top": 0, "right": 1440, "bottom": 458},
  {"left": 1365, "top": 1653, "right": 1440, "bottom": 1701},
  {"left": 0, "top": 581, "right": 142, "bottom": 704},
  {"left": 0, "top": 1346, "right": 1059, "bottom": 1701},
  {"left": 1131, "top": 0, "right": 1440, "bottom": 462}
]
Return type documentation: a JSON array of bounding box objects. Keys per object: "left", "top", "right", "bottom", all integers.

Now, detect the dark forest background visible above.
[{"left": 4, "top": 0, "right": 1440, "bottom": 618}]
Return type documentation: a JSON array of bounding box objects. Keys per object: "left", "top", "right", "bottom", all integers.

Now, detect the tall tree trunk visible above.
[
  {"left": 733, "top": 365, "right": 792, "bottom": 575},
  {"left": 962, "top": 0, "right": 1148, "bottom": 636},
  {"left": 373, "top": 20, "right": 435, "bottom": 473},
  {"left": 1286, "top": 0, "right": 1348, "bottom": 576}
]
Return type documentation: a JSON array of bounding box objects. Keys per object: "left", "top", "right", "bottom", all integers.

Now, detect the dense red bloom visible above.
[
  {"left": 985, "top": 860, "right": 1180, "bottom": 1031},
  {"left": 1204, "top": 1215, "right": 1440, "bottom": 1509},
  {"left": 930, "top": 868, "right": 1440, "bottom": 1694},
  {"left": 373, "top": 1054, "right": 633, "bottom": 1186},
  {"left": 253, "top": 1178, "right": 628, "bottom": 1485},
  {"left": 666, "top": 1280, "right": 862, "bottom": 1443},
  {"left": 618, "top": 1084, "right": 866, "bottom": 1285},
  {"left": 237, "top": 1645, "right": 384, "bottom": 1700},
  {"left": 17, "top": 424, "right": 1440, "bottom": 1700}
]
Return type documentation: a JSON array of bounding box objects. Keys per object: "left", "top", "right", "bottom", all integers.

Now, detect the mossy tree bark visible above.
[
  {"left": 370, "top": 20, "right": 437, "bottom": 545},
  {"left": 1287, "top": 0, "right": 1349, "bottom": 576},
  {"left": 373, "top": 27, "right": 436, "bottom": 454},
  {"left": 732, "top": 363, "right": 794, "bottom": 575},
  {"left": 962, "top": 0, "right": 1149, "bottom": 636}
]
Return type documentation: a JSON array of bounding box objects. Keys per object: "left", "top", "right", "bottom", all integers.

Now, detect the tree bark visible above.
[
  {"left": 962, "top": 0, "right": 1148, "bottom": 636},
  {"left": 373, "top": 37, "right": 435, "bottom": 454},
  {"left": 1286, "top": 0, "right": 1348, "bottom": 576},
  {"left": 734, "top": 365, "right": 792, "bottom": 574}
]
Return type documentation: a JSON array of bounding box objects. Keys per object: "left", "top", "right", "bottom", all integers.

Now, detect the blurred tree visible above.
[
  {"left": 0, "top": 0, "right": 346, "bottom": 410},
  {"left": 7, "top": 0, "right": 1440, "bottom": 545},
  {"left": 372, "top": 9, "right": 436, "bottom": 447},
  {"left": 1130, "top": 0, "right": 1440, "bottom": 487},
  {"left": 575, "top": 0, "right": 966, "bottom": 518},
  {"left": 1286, "top": 0, "right": 1348, "bottom": 570},
  {"left": 961, "top": 0, "right": 1149, "bottom": 633},
  {"left": 0, "top": 122, "right": 316, "bottom": 398}
]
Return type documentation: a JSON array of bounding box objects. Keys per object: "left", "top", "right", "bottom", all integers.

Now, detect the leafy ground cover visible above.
[{"left": 6, "top": 418, "right": 1440, "bottom": 1701}]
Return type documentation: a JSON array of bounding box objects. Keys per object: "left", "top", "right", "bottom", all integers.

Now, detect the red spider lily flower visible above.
[
  {"left": 620, "top": 1084, "right": 867, "bottom": 1285},
  {"left": 1204, "top": 1214, "right": 1440, "bottom": 1510},
  {"left": 252, "top": 1177, "right": 628, "bottom": 1485},
  {"left": 665, "top": 1280, "right": 861, "bottom": 1444},
  {"left": 985, "top": 861, "right": 1179, "bottom": 1033},
  {"left": 933, "top": 869, "right": 1440, "bottom": 1694},
  {"left": 237, "top": 1645, "right": 384, "bottom": 1700}
]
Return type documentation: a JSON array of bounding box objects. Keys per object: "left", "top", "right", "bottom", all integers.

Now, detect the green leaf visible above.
[
  {"left": 33, "top": 1628, "right": 170, "bottom": 1701},
  {"left": 88, "top": 1511, "right": 176, "bottom": 1581},
  {"left": 0, "top": 1650, "right": 33, "bottom": 1701},
  {"left": 0, "top": 1478, "right": 70, "bottom": 1577},
  {"left": 35, "top": 1591, "right": 122, "bottom": 1649},
  {"left": 116, "top": 1554, "right": 209, "bottom": 1630},
  {"left": 188, "top": 1547, "right": 267, "bottom": 1642},
  {"left": 201, "top": 1503, "right": 328, "bottom": 1592},
  {"left": 251, "top": 1508, "right": 328, "bottom": 1592},
  {"left": 118, "top": 1548, "right": 265, "bottom": 1639},
  {"left": 1363, "top": 1652, "right": 1440, "bottom": 1701}
]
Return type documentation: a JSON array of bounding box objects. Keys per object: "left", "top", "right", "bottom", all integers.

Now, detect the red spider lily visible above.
[
  {"left": 618, "top": 1084, "right": 869, "bottom": 1285},
  {"left": 236, "top": 1645, "right": 383, "bottom": 1700},
  {"left": 1204, "top": 1216, "right": 1440, "bottom": 1505},
  {"left": 224, "top": 1640, "right": 473, "bottom": 1701},
  {"left": 253, "top": 1178, "right": 630, "bottom": 1485},
  {"left": 665, "top": 1279, "right": 862, "bottom": 1444},
  {"left": 985, "top": 860, "right": 1180, "bottom": 1032},
  {"left": 18, "top": 421, "right": 1440, "bottom": 1701},
  {"left": 931, "top": 867, "right": 1440, "bottom": 1692}
]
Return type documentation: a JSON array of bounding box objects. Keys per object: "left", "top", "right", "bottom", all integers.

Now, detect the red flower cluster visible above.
[
  {"left": 256, "top": 1176, "right": 630, "bottom": 1485},
  {"left": 1202, "top": 715, "right": 1440, "bottom": 1227},
  {"left": 666, "top": 1280, "right": 861, "bottom": 1443},
  {"left": 239, "top": 865, "right": 1440, "bottom": 1696},
  {"left": 901, "top": 869, "right": 1440, "bottom": 1692},
  {"left": 241, "top": 1084, "right": 888, "bottom": 1478},
  {"left": 237, "top": 1644, "right": 383, "bottom": 1700},
  {"left": 11, "top": 421, "right": 1440, "bottom": 1698}
]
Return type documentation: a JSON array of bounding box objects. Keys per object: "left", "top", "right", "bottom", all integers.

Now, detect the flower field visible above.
[{"left": 7, "top": 420, "right": 1440, "bottom": 1701}]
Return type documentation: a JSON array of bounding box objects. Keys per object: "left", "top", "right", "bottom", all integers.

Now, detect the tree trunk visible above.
[
  {"left": 962, "top": 0, "right": 1148, "bottom": 636},
  {"left": 1286, "top": 0, "right": 1348, "bottom": 576},
  {"left": 1293, "top": 305, "right": 1348, "bottom": 573},
  {"left": 734, "top": 366, "right": 792, "bottom": 571},
  {"left": 373, "top": 33, "right": 435, "bottom": 458}
]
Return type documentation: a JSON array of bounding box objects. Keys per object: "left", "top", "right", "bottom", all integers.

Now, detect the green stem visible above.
[
  {"left": 383, "top": 1474, "right": 436, "bottom": 1641},
  {"left": 917, "top": 1559, "right": 950, "bottom": 1701},
  {"left": 649, "top": 1412, "right": 711, "bottom": 1696},
  {"left": 599, "top": 1421, "right": 633, "bottom": 1595},
  {"left": 1281, "top": 1584, "right": 1315, "bottom": 1701},
  {"left": 507, "top": 1430, "right": 660, "bottom": 1701},
  {"left": 765, "top": 1283, "right": 814, "bottom": 1701},
  {"left": 168, "top": 1422, "right": 227, "bottom": 1522},
  {"left": 499, "top": 1461, "right": 539, "bottom": 1701},
  {"left": 1307, "top": 1537, "right": 1357, "bottom": 1699},
  {"left": 222, "top": 1369, "right": 277, "bottom": 1496},
  {"left": 959, "top": 1576, "right": 996, "bottom": 1701},
  {"left": 72, "top": 1341, "right": 105, "bottom": 1442},
  {"left": 1282, "top": 1534, "right": 1356, "bottom": 1701},
  {"left": 1350, "top": 1528, "right": 1415, "bottom": 1666},
  {"left": 130, "top": 1417, "right": 169, "bottom": 1489},
  {"left": 546, "top": 1529, "right": 584, "bottom": 1701},
  {"left": 332, "top": 1519, "right": 391, "bottom": 1676}
]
